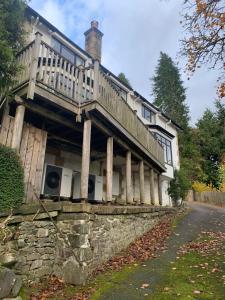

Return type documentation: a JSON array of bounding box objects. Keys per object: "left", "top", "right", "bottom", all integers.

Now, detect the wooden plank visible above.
[
  {"left": 6, "top": 117, "right": 14, "bottom": 147},
  {"left": 11, "top": 105, "right": 25, "bottom": 150},
  {"left": 34, "top": 129, "right": 47, "bottom": 199},
  {"left": 19, "top": 124, "right": 30, "bottom": 167},
  {"left": 27, "top": 127, "right": 42, "bottom": 201},
  {"left": 0, "top": 113, "right": 11, "bottom": 146},
  {"left": 23, "top": 126, "right": 36, "bottom": 203}
]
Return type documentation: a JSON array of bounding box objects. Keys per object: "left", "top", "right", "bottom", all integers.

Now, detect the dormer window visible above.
[
  {"left": 142, "top": 105, "right": 154, "bottom": 122},
  {"left": 52, "top": 37, "right": 85, "bottom": 66}
]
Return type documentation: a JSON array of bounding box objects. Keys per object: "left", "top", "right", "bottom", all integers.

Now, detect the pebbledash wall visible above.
[{"left": 0, "top": 203, "right": 176, "bottom": 285}]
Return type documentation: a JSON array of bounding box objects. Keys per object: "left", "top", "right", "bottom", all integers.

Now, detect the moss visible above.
[
  {"left": 149, "top": 250, "right": 225, "bottom": 299},
  {"left": 89, "top": 264, "right": 139, "bottom": 300}
]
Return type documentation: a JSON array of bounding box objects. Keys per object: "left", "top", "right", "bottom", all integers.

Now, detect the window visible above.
[
  {"left": 142, "top": 105, "right": 154, "bottom": 122},
  {"left": 153, "top": 132, "right": 172, "bottom": 165},
  {"left": 52, "top": 38, "right": 85, "bottom": 66}
]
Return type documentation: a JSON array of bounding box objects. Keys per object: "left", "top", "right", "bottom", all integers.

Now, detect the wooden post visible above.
[
  {"left": 80, "top": 119, "right": 92, "bottom": 202},
  {"left": 11, "top": 104, "right": 25, "bottom": 151},
  {"left": 126, "top": 151, "right": 133, "bottom": 204},
  {"left": 139, "top": 161, "right": 145, "bottom": 204},
  {"left": 150, "top": 168, "right": 155, "bottom": 205},
  {"left": 158, "top": 174, "right": 163, "bottom": 206},
  {"left": 27, "top": 32, "right": 42, "bottom": 100},
  {"left": 93, "top": 60, "right": 100, "bottom": 101},
  {"left": 106, "top": 137, "right": 113, "bottom": 203}
]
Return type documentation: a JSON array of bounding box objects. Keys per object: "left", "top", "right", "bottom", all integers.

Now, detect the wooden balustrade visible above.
[
  {"left": 13, "top": 37, "right": 164, "bottom": 166},
  {"left": 97, "top": 68, "right": 165, "bottom": 165},
  {"left": 36, "top": 41, "right": 94, "bottom": 103},
  {"left": 16, "top": 41, "right": 36, "bottom": 84}
]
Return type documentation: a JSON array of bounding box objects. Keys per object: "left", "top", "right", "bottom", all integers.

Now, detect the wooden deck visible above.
[{"left": 7, "top": 32, "right": 164, "bottom": 167}]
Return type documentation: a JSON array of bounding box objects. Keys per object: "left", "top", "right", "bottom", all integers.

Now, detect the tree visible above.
[
  {"left": 181, "top": 0, "right": 225, "bottom": 98},
  {"left": 118, "top": 72, "right": 132, "bottom": 88},
  {"left": 168, "top": 169, "right": 191, "bottom": 205},
  {"left": 152, "top": 52, "right": 190, "bottom": 130},
  {"left": 0, "top": 0, "right": 27, "bottom": 94},
  {"left": 195, "top": 101, "right": 225, "bottom": 189}
]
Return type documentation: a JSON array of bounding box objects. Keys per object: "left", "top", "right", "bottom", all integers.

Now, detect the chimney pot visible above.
[{"left": 91, "top": 20, "right": 99, "bottom": 29}]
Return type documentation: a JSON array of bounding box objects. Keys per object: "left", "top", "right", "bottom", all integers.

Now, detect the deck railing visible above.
[
  {"left": 97, "top": 67, "right": 164, "bottom": 164},
  {"left": 14, "top": 32, "right": 165, "bottom": 166}
]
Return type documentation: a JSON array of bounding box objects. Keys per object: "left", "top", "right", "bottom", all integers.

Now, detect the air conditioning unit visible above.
[
  {"left": 73, "top": 173, "right": 103, "bottom": 201},
  {"left": 42, "top": 164, "right": 73, "bottom": 198}
]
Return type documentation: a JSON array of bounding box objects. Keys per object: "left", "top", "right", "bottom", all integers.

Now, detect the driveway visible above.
[{"left": 96, "top": 203, "right": 225, "bottom": 300}]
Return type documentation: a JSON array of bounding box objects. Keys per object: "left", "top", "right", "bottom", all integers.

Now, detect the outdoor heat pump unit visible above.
[
  {"left": 73, "top": 173, "right": 103, "bottom": 202},
  {"left": 41, "top": 164, "right": 73, "bottom": 198}
]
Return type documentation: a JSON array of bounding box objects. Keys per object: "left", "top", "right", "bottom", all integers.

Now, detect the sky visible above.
[{"left": 29, "top": 0, "right": 219, "bottom": 126}]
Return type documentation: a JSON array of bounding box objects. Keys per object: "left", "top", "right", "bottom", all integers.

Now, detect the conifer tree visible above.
[
  {"left": 152, "top": 52, "right": 189, "bottom": 130},
  {"left": 118, "top": 72, "right": 132, "bottom": 88}
]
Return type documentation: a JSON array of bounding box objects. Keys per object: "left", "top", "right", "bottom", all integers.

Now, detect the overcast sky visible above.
[{"left": 30, "top": 0, "right": 219, "bottom": 126}]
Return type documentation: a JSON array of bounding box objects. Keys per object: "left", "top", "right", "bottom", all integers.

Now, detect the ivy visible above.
[{"left": 0, "top": 145, "right": 24, "bottom": 211}]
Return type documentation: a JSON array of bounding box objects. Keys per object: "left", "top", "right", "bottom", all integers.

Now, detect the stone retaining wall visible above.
[{"left": 0, "top": 202, "right": 176, "bottom": 285}]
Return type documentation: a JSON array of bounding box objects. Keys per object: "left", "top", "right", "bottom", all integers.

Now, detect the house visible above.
[
  {"left": 0, "top": 6, "right": 181, "bottom": 207},
  {"left": 0, "top": 6, "right": 182, "bottom": 286}
]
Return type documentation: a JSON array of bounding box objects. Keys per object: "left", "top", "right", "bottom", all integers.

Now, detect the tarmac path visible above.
[{"left": 98, "top": 203, "right": 225, "bottom": 300}]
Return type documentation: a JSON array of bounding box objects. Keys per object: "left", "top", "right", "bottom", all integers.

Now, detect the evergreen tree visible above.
[
  {"left": 118, "top": 72, "right": 132, "bottom": 88},
  {"left": 0, "top": 0, "right": 27, "bottom": 93},
  {"left": 152, "top": 52, "right": 189, "bottom": 129},
  {"left": 195, "top": 102, "right": 225, "bottom": 189}
]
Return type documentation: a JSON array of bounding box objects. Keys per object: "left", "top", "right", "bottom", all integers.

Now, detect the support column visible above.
[
  {"left": 126, "top": 151, "right": 133, "bottom": 204},
  {"left": 11, "top": 104, "right": 25, "bottom": 151},
  {"left": 149, "top": 168, "right": 155, "bottom": 205},
  {"left": 106, "top": 137, "right": 113, "bottom": 203},
  {"left": 158, "top": 174, "right": 163, "bottom": 206},
  {"left": 139, "top": 161, "right": 145, "bottom": 204},
  {"left": 80, "top": 119, "right": 92, "bottom": 202}
]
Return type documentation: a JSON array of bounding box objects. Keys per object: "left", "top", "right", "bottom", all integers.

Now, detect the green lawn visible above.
[{"left": 149, "top": 240, "right": 225, "bottom": 300}]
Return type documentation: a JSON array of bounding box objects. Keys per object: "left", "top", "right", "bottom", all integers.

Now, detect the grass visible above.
[{"left": 149, "top": 242, "right": 225, "bottom": 299}]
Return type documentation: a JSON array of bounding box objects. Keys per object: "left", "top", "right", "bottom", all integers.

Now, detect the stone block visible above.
[
  {"left": 27, "top": 253, "right": 40, "bottom": 261},
  {"left": 0, "top": 253, "right": 17, "bottom": 267},
  {"left": 17, "top": 239, "right": 26, "bottom": 249},
  {"left": 68, "top": 234, "right": 86, "bottom": 248},
  {"left": 62, "top": 258, "right": 89, "bottom": 285},
  {"left": 33, "top": 266, "right": 52, "bottom": 277},
  {"left": 0, "top": 268, "right": 22, "bottom": 298},
  {"left": 73, "top": 224, "right": 90, "bottom": 234},
  {"left": 77, "top": 248, "right": 93, "bottom": 262},
  {"left": 30, "top": 260, "right": 42, "bottom": 270},
  {"left": 11, "top": 276, "right": 22, "bottom": 297},
  {"left": 57, "top": 213, "right": 90, "bottom": 221},
  {"left": 37, "top": 228, "right": 49, "bottom": 238}
]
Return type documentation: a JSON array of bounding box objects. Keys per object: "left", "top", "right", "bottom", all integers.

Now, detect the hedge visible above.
[{"left": 0, "top": 145, "right": 24, "bottom": 211}]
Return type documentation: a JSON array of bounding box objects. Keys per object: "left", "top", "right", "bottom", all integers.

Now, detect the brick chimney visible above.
[{"left": 84, "top": 21, "right": 103, "bottom": 62}]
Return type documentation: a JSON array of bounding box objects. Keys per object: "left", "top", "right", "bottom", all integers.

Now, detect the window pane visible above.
[
  {"left": 52, "top": 38, "right": 61, "bottom": 53},
  {"left": 76, "top": 55, "right": 85, "bottom": 66},
  {"left": 61, "top": 46, "right": 75, "bottom": 63}
]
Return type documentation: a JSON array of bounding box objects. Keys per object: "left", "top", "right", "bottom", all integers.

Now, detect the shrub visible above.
[
  {"left": 168, "top": 168, "right": 191, "bottom": 205},
  {"left": 0, "top": 145, "right": 24, "bottom": 211}
]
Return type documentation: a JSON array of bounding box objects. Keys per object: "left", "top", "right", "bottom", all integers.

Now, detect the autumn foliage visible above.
[{"left": 181, "top": 0, "right": 225, "bottom": 98}]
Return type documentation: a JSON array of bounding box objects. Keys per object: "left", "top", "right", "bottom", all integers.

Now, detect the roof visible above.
[
  {"left": 26, "top": 6, "right": 183, "bottom": 132},
  {"left": 26, "top": 6, "right": 92, "bottom": 60}
]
